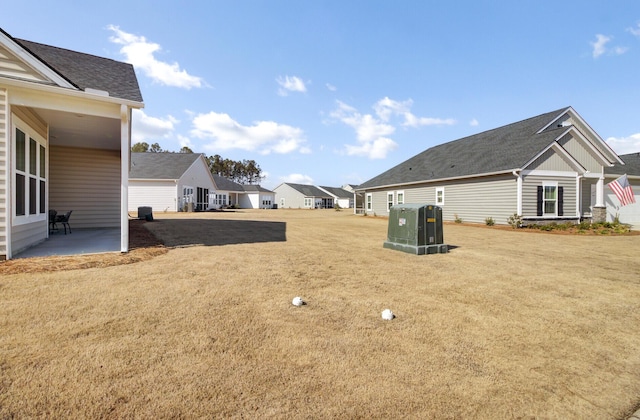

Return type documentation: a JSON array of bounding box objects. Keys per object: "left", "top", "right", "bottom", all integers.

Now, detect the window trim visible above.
[
  {"left": 396, "top": 190, "right": 404, "bottom": 205},
  {"left": 12, "top": 116, "right": 47, "bottom": 226},
  {"left": 435, "top": 187, "right": 444, "bottom": 205},
  {"left": 387, "top": 192, "right": 394, "bottom": 212},
  {"left": 366, "top": 193, "right": 372, "bottom": 211},
  {"left": 542, "top": 181, "right": 558, "bottom": 217},
  {"left": 304, "top": 197, "right": 312, "bottom": 208}
]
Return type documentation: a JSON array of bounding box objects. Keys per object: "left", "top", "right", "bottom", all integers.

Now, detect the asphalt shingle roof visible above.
[
  {"left": 357, "top": 108, "right": 571, "bottom": 190},
  {"left": 130, "top": 153, "right": 202, "bottom": 179},
  {"left": 242, "top": 185, "right": 274, "bottom": 193},
  {"left": 14, "top": 38, "right": 143, "bottom": 103},
  {"left": 606, "top": 153, "right": 640, "bottom": 176},
  {"left": 212, "top": 175, "right": 245, "bottom": 192},
  {"left": 284, "top": 183, "right": 331, "bottom": 197},
  {"left": 319, "top": 186, "right": 353, "bottom": 199}
]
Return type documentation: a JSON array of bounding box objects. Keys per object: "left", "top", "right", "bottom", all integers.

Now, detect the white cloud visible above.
[
  {"left": 330, "top": 100, "right": 398, "bottom": 159},
  {"left": 190, "top": 111, "right": 308, "bottom": 155},
  {"left": 277, "top": 75, "right": 307, "bottom": 96},
  {"left": 591, "top": 34, "right": 611, "bottom": 58},
  {"left": 280, "top": 173, "right": 314, "bottom": 184},
  {"left": 469, "top": 118, "right": 479, "bottom": 127},
  {"left": 177, "top": 134, "right": 195, "bottom": 150},
  {"left": 107, "top": 25, "right": 204, "bottom": 89},
  {"left": 628, "top": 22, "right": 640, "bottom": 37},
  {"left": 606, "top": 133, "right": 640, "bottom": 155},
  {"left": 373, "top": 97, "right": 455, "bottom": 127},
  {"left": 131, "top": 109, "right": 178, "bottom": 142},
  {"left": 590, "top": 34, "right": 627, "bottom": 58},
  {"left": 326, "top": 83, "right": 337, "bottom": 92}
]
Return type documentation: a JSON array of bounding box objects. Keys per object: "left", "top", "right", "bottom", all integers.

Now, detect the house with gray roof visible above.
[
  {"left": 0, "top": 27, "right": 144, "bottom": 259},
  {"left": 240, "top": 184, "right": 276, "bottom": 209},
  {"left": 129, "top": 153, "right": 215, "bottom": 212},
  {"left": 318, "top": 186, "right": 354, "bottom": 209},
  {"left": 274, "top": 183, "right": 334, "bottom": 209},
  {"left": 356, "top": 107, "right": 633, "bottom": 226}
]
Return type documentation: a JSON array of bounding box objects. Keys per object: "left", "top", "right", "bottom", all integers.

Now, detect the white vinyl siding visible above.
[
  {"left": 0, "top": 44, "right": 51, "bottom": 83},
  {"left": 49, "top": 145, "right": 121, "bottom": 229},
  {"left": 274, "top": 184, "right": 308, "bottom": 209},
  {"left": 129, "top": 180, "right": 178, "bottom": 212},
  {"left": 10, "top": 219, "right": 46, "bottom": 256}
]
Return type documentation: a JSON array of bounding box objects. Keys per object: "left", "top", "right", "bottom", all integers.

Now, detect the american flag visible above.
[{"left": 608, "top": 174, "right": 636, "bottom": 207}]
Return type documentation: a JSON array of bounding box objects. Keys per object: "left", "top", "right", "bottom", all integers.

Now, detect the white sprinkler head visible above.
[
  {"left": 292, "top": 296, "right": 304, "bottom": 307},
  {"left": 381, "top": 309, "right": 395, "bottom": 320}
]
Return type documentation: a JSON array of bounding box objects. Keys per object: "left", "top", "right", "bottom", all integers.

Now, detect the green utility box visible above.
[{"left": 383, "top": 204, "right": 448, "bottom": 255}]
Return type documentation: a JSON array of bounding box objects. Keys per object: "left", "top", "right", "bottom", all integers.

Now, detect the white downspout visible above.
[{"left": 576, "top": 175, "right": 583, "bottom": 219}]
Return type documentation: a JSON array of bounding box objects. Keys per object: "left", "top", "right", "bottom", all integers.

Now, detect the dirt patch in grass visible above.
[
  {"left": 0, "top": 219, "right": 166, "bottom": 275},
  {"left": 1, "top": 210, "right": 640, "bottom": 418}
]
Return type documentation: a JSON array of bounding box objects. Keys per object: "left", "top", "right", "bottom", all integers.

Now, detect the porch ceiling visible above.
[{"left": 35, "top": 107, "right": 121, "bottom": 150}]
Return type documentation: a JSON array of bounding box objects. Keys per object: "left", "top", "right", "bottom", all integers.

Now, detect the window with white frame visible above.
[
  {"left": 543, "top": 183, "right": 557, "bottom": 216},
  {"left": 435, "top": 187, "right": 444, "bottom": 205},
  {"left": 366, "top": 193, "right": 372, "bottom": 211},
  {"left": 387, "top": 192, "right": 394, "bottom": 211},
  {"left": 13, "top": 121, "right": 46, "bottom": 223},
  {"left": 304, "top": 197, "right": 312, "bottom": 208},
  {"left": 396, "top": 191, "right": 404, "bottom": 205}
]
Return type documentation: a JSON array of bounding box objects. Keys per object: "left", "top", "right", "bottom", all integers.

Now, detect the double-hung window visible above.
[
  {"left": 537, "top": 182, "right": 563, "bottom": 217},
  {"left": 366, "top": 194, "right": 372, "bottom": 211},
  {"left": 435, "top": 187, "right": 444, "bottom": 205},
  {"left": 387, "top": 192, "right": 394, "bottom": 211},
  {"left": 13, "top": 120, "right": 46, "bottom": 223},
  {"left": 304, "top": 197, "right": 312, "bottom": 208},
  {"left": 397, "top": 191, "right": 404, "bottom": 205}
]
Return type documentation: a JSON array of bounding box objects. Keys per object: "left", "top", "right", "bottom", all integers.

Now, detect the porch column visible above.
[
  {"left": 592, "top": 175, "right": 606, "bottom": 223},
  {"left": 120, "top": 105, "right": 130, "bottom": 253}
]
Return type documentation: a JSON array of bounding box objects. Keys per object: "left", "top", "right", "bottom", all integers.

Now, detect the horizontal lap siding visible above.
[
  {"left": 49, "top": 146, "right": 121, "bottom": 228},
  {"left": 11, "top": 220, "right": 46, "bottom": 255},
  {"left": 128, "top": 181, "right": 177, "bottom": 212},
  {"left": 368, "top": 175, "right": 517, "bottom": 224},
  {"left": 522, "top": 175, "right": 577, "bottom": 218}
]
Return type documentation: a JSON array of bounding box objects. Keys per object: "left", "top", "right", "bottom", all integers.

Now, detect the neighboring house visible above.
[
  {"left": 1, "top": 28, "right": 143, "bottom": 259},
  {"left": 342, "top": 183, "right": 363, "bottom": 211},
  {"left": 274, "top": 183, "right": 334, "bottom": 209},
  {"left": 240, "top": 185, "right": 276, "bottom": 209},
  {"left": 211, "top": 174, "right": 244, "bottom": 208},
  {"left": 318, "top": 186, "right": 354, "bottom": 209},
  {"left": 604, "top": 152, "right": 640, "bottom": 228},
  {"left": 129, "top": 153, "right": 215, "bottom": 213},
  {"left": 356, "top": 107, "right": 626, "bottom": 226}
]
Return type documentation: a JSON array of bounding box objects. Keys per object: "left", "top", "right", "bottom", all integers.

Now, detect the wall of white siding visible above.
[
  {"left": 11, "top": 219, "right": 46, "bottom": 255},
  {"left": 275, "top": 184, "right": 307, "bottom": 208},
  {"left": 49, "top": 145, "right": 121, "bottom": 228},
  {"left": 178, "top": 157, "right": 215, "bottom": 196},
  {"left": 128, "top": 180, "right": 177, "bottom": 212},
  {"left": 0, "top": 88, "right": 7, "bottom": 257}
]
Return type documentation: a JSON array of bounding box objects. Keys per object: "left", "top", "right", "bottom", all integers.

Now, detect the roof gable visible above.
[
  {"left": 130, "top": 153, "right": 203, "bottom": 180},
  {"left": 0, "top": 27, "right": 143, "bottom": 103},
  {"left": 319, "top": 186, "right": 353, "bottom": 199},
  {"left": 280, "top": 183, "right": 331, "bottom": 197},
  {"left": 212, "top": 175, "right": 245, "bottom": 192}
]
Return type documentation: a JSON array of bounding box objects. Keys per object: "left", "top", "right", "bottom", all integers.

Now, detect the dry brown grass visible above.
[{"left": 1, "top": 209, "right": 640, "bottom": 418}]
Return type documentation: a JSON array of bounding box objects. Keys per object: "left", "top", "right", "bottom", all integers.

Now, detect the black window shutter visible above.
[
  {"left": 558, "top": 186, "right": 564, "bottom": 216},
  {"left": 537, "top": 186, "right": 543, "bottom": 216}
]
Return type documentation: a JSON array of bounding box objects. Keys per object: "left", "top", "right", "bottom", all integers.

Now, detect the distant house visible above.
[
  {"left": 318, "top": 186, "right": 354, "bottom": 208},
  {"left": 356, "top": 107, "right": 630, "bottom": 226},
  {"left": 129, "top": 153, "right": 215, "bottom": 212},
  {"left": 240, "top": 185, "right": 276, "bottom": 209},
  {"left": 604, "top": 152, "right": 640, "bottom": 228},
  {"left": 274, "top": 183, "right": 334, "bottom": 209},
  {"left": 1, "top": 28, "right": 144, "bottom": 259},
  {"left": 211, "top": 174, "right": 244, "bottom": 209}
]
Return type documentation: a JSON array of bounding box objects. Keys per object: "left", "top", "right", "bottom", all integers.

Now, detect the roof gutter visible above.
[{"left": 354, "top": 169, "right": 518, "bottom": 192}]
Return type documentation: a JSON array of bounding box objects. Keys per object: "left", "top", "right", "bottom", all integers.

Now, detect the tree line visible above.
[{"left": 131, "top": 142, "right": 263, "bottom": 185}]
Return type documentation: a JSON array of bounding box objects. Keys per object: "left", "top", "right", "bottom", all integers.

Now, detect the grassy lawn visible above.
[{"left": 1, "top": 209, "right": 639, "bottom": 418}]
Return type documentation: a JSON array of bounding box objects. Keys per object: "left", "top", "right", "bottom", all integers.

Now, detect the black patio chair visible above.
[
  {"left": 49, "top": 209, "right": 58, "bottom": 234},
  {"left": 55, "top": 210, "right": 73, "bottom": 235}
]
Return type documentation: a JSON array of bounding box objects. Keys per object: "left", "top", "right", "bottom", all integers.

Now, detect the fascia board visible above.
[
  {"left": 1, "top": 76, "right": 144, "bottom": 108},
  {"left": 354, "top": 169, "right": 517, "bottom": 192}
]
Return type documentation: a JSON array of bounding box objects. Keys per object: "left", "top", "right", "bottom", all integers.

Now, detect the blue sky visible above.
[{"left": 3, "top": 1, "right": 640, "bottom": 189}]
